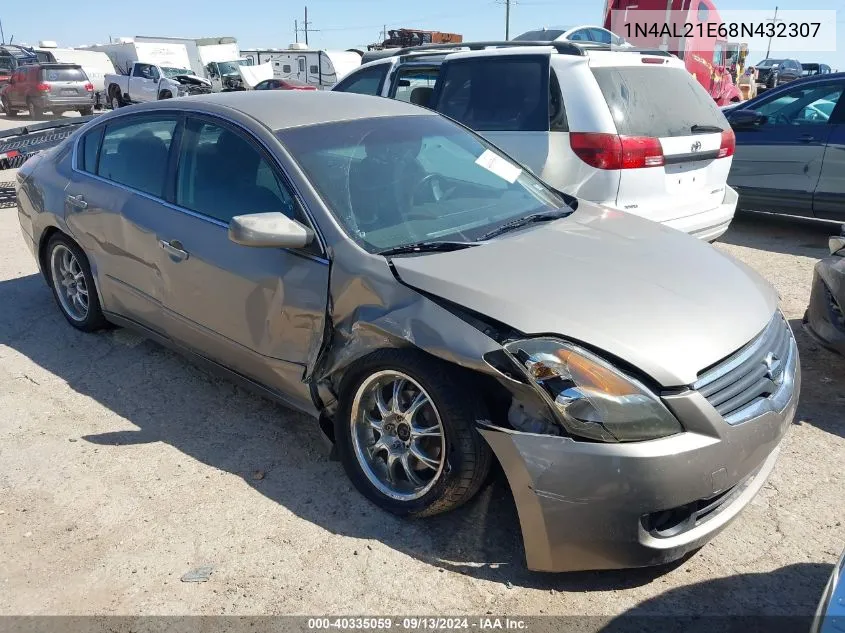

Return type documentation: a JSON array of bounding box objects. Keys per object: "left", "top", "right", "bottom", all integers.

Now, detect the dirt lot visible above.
[{"left": 0, "top": 113, "right": 843, "bottom": 621}]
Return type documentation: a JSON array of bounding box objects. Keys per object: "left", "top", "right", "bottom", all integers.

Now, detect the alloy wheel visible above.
[
  {"left": 50, "top": 244, "right": 89, "bottom": 322},
  {"left": 350, "top": 370, "right": 446, "bottom": 501}
]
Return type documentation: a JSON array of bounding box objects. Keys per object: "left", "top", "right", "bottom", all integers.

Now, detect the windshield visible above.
[
  {"left": 217, "top": 60, "right": 251, "bottom": 76},
  {"left": 277, "top": 115, "right": 569, "bottom": 253},
  {"left": 513, "top": 29, "right": 567, "bottom": 41},
  {"left": 757, "top": 59, "right": 783, "bottom": 68},
  {"left": 161, "top": 67, "right": 194, "bottom": 78}
]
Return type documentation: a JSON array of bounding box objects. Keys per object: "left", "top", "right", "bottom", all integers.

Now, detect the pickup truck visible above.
[{"left": 105, "top": 61, "right": 211, "bottom": 108}]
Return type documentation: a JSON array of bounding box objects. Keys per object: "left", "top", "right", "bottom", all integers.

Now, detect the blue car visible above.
[{"left": 725, "top": 72, "right": 845, "bottom": 221}]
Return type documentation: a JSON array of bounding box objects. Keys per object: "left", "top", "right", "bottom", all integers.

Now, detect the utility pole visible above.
[
  {"left": 505, "top": 0, "right": 511, "bottom": 40},
  {"left": 295, "top": 19, "right": 299, "bottom": 43},
  {"left": 765, "top": 6, "right": 783, "bottom": 58},
  {"left": 304, "top": 6, "right": 310, "bottom": 47},
  {"left": 0, "top": 18, "right": 5, "bottom": 45}
]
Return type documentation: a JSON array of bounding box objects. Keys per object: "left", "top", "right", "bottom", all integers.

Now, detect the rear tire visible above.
[
  {"left": 334, "top": 349, "right": 492, "bottom": 518},
  {"left": 45, "top": 234, "right": 108, "bottom": 332},
  {"left": 109, "top": 87, "right": 124, "bottom": 109},
  {"left": 79, "top": 106, "right": 94, "bottom": 116},
  {"left": 27, "top": 99, "right": 43, "bottom": 119}
]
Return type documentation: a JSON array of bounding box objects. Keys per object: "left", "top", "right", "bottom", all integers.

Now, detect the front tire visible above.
[
  {"left": 158, "top": 90, "right": 172, "bottom": 100},
  {"left": 1, "top": 98, "right": 16, "bottom": 117},
  {"left": 46, "top": 234, "right": 108, "bottom": 332},
  {"left": 334, "top": 349, "right": 492, "bottom": 517}
]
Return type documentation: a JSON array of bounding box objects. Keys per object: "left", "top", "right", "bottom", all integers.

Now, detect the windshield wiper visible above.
[
  {"left": 378, "top": 240, "right": 477, "bottom": 257},
  {"left": 691, "top": 124, "right": 724, "bottom": 134},
  {"left": 479, "top": 209, "right": 571, "bottom": 241}
]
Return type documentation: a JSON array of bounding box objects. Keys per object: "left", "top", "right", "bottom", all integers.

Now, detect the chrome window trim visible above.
[{"left": 70, "top": 108, "right": 329, "bottom": 264}]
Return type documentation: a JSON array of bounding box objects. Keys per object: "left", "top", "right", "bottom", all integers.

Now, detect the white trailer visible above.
[
  {"left": 86, "top": 39, "right": 194, "bottom": 76},
  {"left": 240, "top": 44, "right": 361, "bottom": 89},
  {"left": 133, "top": 36, "right": 252, "bottom": 91},
  {"left": 33, "top": 41, "right": 116, "bottom": 106}
]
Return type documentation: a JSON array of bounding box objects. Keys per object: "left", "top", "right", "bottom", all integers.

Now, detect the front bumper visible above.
[{"left": 479, "top": 323, "right": 799, "bottom": 572}]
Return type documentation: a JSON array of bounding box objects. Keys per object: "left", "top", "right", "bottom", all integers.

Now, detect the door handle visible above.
[
  {"left": 798, "top": 134, "right": 816, "bottom": 143},
  {"left": 65, "top": 194, "right": 88, "bottom": 210},
  {"left": 159, "top": 239, "right": 189, "bottom": 261}
]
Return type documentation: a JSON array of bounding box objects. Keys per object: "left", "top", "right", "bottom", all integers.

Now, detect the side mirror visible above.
[
  {"left": 728, "top": 109, "right": 767, "bottom": 130},
  {"left": 228, "top": 212, "right": 315, "bottom": 249}
]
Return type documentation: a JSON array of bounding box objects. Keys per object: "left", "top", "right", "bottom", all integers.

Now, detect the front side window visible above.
[
  {"left": 278, "top": 115, "right": 568, "bottom": 253},
  {"left": 755, "top": 84, "right": 843, "bottom": 125},
  {"left": 132, "top": 64, "right": 151, "bottom": 78},
  {"left": 97, "top": 118, "right": 177, "bottom": 197},
  {"left": 392, "top": 67, "right": 438, "bottom": 105},
  {"left": 433, "top": 56, "right": 549, "bottom": 132},
  {"left": 333, "top": 63, "right": 388, "bottom": 96},
  {"left": 176, "top": 118, "right": 296, "bottom": 223}
]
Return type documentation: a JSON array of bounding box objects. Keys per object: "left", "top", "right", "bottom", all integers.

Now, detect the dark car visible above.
[
  {"left": 1, "top": 63, "right": 94, "bottom": 118},
  {"left": 253, "top": 78, "right": 316, "bottom": 91},
  {"left": 803, "top": 62, "right": 833, "bottom": 76},
  {"left": 754, "top": 58, "right": 802, "bottom": 91},
  {"left": 0, "top": 44, "right": 38, "bottom": 85},
  {"left": 725, "top": 72, "right": 845, "bottom": 220}
]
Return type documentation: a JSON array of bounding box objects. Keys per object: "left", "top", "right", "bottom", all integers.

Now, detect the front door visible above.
[
  {"left": 812, "top": 95, "right": 845, "bottom": 221},
  {"left": 63, "top": 114, "right": 180, "bottom": 333},
  {"left": 730, "top": 80, "right": 844, "bottom": 216},
  {"left": 158, "top": 116, "right": 329, "bottom": 410}
]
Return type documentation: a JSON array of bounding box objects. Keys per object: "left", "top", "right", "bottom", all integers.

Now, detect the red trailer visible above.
[{"left": 604, "top": 0, "right": 741, "bottom": 105}]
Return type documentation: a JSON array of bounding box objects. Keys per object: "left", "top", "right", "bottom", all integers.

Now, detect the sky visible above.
[{"left": 1, "top": 0, "right": 843, "bottom": 68}]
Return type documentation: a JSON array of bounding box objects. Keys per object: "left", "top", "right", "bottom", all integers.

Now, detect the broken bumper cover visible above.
[
  {"left": 804, "top": 255, "right": 845, "bottom": 356},
  {"left": 479, "top": 339, "right": 800, "bottom": 572}
]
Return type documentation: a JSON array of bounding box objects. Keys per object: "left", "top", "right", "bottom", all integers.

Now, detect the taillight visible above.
[
  {"left": 570, "top": 132, "right": 665, "bottom": 170},
  {"left": 718, "top": 128, "right": 735, "bottom": 158},
  {"left": 84, "top": 82, "right": 94, "bottom": 92},
  {"left": 37, "top": 82, "right": 51, "bottom": 92}
]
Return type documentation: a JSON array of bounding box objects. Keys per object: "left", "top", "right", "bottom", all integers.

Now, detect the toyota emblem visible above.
[{"left": 691, "top": 141, "right": 702, "bottom": 152}]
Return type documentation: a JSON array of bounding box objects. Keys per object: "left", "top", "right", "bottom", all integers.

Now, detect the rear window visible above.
[
  {"left": 434, "top": 56, "right": 549, "bottom": 132},
  {"left": 591, "top": 66, "right": 726, "bottom": 138},
  {"left": 42, "top": 66, "right": 86, "bottom": 82}
]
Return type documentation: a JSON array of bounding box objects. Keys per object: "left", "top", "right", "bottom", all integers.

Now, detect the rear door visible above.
[
  {"left": 63, "top": 114, "right": 180, "bottom": 333},
  {"left": 429, "top": 50, "right": 553, "bottom": 178},
  {"left": 589, "top": 61, "right": 733, "bottom": 222},
  {"left": 810, "top": 88, "right": 845, "bottom": 220},
  {"left": 730, "top": 80, "right": 844, "bottom": 216}
]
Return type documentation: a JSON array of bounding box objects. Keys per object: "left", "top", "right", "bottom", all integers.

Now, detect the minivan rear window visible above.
[
  {"left": 42, "top": 66, "right": 86, "bottom": 82},
  {"left": 591, "top": 66, "right": 726, "bottom": 138}
]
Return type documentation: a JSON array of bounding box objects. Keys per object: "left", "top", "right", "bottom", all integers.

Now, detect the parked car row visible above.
[{"left": 333, "top": 40, "right": 738, "bottom": 242}]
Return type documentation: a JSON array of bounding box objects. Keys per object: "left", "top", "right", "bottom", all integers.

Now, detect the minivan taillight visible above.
[
  {"left": 570, "top": 132, "right": 665, "bottom": 170},
  {"left": 718, "top": 128, "right": 735, "bottom": 158},
  {"left": 84, "top": 82, "right": 94, "bottom": 92},
  {"left": 37, "top": 82, "right": 51, "bottom": 92}
]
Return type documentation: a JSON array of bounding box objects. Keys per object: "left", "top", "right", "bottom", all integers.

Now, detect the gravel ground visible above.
[{"left": 0, "top": 112, "right": 843, "bottom": 622}]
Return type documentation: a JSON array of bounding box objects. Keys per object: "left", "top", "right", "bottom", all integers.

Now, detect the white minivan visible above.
[{"left": 333, "top": 41, "right": 738, "bottom": 241}]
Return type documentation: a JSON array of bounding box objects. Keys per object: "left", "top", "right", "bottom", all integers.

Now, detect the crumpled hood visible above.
[{"left": 392, "top": 202, "right": 777, "bottom": 386}]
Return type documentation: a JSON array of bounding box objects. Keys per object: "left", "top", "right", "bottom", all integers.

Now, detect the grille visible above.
[{"left": 694, "top": 314, "right": 793, "bottom": 422}]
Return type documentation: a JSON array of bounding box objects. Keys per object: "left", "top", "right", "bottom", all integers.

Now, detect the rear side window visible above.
[
  {"left": 591, "top": 66, "right": 727, "bottom": 137},
  {"left": 42, "top": 67, "right": 86, "bottom": 82},
  {"left": 334, "top": 64, "right": 388, "bottom": 95},
  {"left": 97, "top": 118, "right": 177, "bottom": 197},
  {"left": 433, "top": 56, "right": 550, "bottom": 132},
  {"left": 79, "top": 126, "right": 104, "bottom": 174}
]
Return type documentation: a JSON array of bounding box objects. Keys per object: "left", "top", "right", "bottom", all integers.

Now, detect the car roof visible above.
[{"left": 130, "top": 91, "right": 431, "bottom": 130}]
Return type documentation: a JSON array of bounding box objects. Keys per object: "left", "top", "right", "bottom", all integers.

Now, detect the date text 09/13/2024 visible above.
[
  {"left": 624, "top": 21, "right": 821, "bottom": 39},
  {"left": 307, "top": 618, "right": 529, "bottom": 630}
]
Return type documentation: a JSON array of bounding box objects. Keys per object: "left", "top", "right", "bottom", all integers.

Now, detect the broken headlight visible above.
[{"left": 504, "top": 338, "right": 682, "bottom": 442}]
